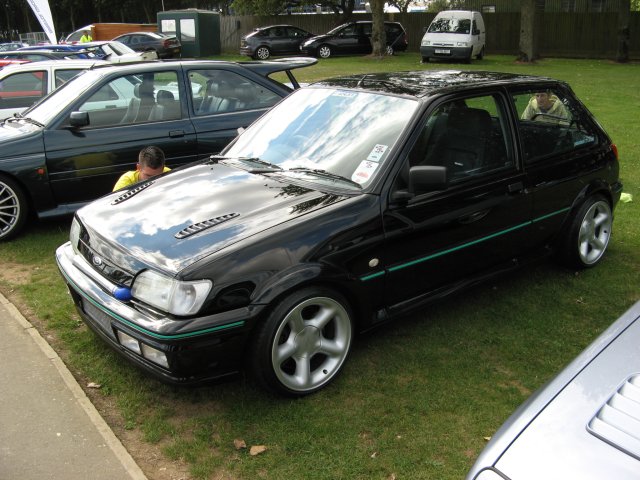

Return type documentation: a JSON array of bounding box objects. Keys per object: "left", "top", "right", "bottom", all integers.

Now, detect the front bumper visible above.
[
  {"left": 55, "top": 241, "right": 262, "bottom": 385},
  {"left": 421, "top": 45, "right": 472, "bottom": 60}
]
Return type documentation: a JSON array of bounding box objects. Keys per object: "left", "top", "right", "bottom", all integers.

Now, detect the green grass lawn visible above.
[{"left": 1, "top": 53, "right": 638, "bottom": 480}]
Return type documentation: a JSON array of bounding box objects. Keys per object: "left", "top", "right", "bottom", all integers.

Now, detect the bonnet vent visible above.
[
  {"left": 111, "top": 180, "right": 155, "bottom": 205},
  {"left": 587, "top": 374, "right": 640, "bottom": 460},
  {"left": 175, "top": 213, "right": 239, "bottom": 239}
]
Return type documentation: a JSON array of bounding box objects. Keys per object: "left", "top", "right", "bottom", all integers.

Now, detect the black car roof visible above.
[{"left": 311, "top": 70, "right": 559, "bottom": 98}]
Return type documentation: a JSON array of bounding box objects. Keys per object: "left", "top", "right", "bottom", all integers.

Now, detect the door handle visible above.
[
  {"left": 169, "top": 130, "right": 185, "bottom": 138},
  {"left": 458, "top": 209, "right": 490, "bottom": 224},
  {"left": 508, "top": 181, "right": 524, "bottom": 194}
]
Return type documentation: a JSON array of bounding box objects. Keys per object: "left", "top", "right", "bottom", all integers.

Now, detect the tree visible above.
[
  {"left": 517, "top": 0, "right": 539, "bottom": 62},
  {"left": 370, "top": 0, "right": 386, "bottom": 57},
  {"left": 616, "top": 0, "right": 631, "bottom": 63}
]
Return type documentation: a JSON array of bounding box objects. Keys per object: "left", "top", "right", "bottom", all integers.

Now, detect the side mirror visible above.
[
  {"left": 409, "top": 165, "right": 447, "bottom": 195},
  {"left": 69, "top": 111, "right": 89, "bottom": 128}
]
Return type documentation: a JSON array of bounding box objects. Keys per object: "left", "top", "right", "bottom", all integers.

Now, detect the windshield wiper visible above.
[
  {"left": 209, "top": 155, "right": 283, "bottom": 172},
  {"left": 5, "top": 116, "right": 44, "bottom": 128},
  {"left": 287, "top": 167, "right": 362, "bottom": 189}
]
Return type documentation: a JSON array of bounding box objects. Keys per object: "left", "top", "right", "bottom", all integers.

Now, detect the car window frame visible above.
[
  {"left": 388, "top": 89, "right": 519, "bottom": 202},
  {"left": 507, "top": 84, "right": 601, "bottom": 166}
]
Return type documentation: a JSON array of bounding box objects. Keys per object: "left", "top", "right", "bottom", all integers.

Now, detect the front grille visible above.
[{"left": 587, "top": 374, "right": 640, "bottom": 460}]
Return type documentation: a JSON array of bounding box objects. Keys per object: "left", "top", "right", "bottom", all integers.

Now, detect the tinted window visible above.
[
  {"left": 190, "top": 69, "right": 280, "bottom": 116},
  {"left": 55, "top": 69, "right": 83, "bottom": 88},
  {"left": 513, "top": 89, "right": 597, "bottom": 163},
  {"left": 405, "top": 94, "right": 514, "bottom": 183}
]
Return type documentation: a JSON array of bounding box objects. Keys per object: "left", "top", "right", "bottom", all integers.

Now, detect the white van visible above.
[{"left": 420, "top": 10, "right": 485, "bottom": 63}]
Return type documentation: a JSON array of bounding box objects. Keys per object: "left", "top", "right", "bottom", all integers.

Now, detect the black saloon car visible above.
[
  {"left": 0, "top": 57, "right": 316, "bottom": 240},
  {"left": 56, "top": 71, "right": 622, "bottom": 397},
  {"left": 300, "top": 21, "right": 408, "bottom": 58},
  {"left": 240, "top": 25, "right": 314, "bottom": 60},
  {"left": 112, "top": 32, "right": 182, "bottom": 59}
]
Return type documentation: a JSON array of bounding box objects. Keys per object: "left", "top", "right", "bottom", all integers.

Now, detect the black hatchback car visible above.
[
  {"left": 0, "top": 57, "right": 315, "bottom": 240},
  {"left": 56, "top": 71, "right": 622, "bottom": 397},
  {"left": 240, "top": 25, "right": 314, "bottom": 60},
  {"left": 300, "top": 21, "right": 408, "bottom": 58}
]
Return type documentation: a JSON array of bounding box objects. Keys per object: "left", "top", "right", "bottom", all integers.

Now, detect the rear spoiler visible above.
[{"left": 238, "top": 57, "right": 317, "bottom": 89}]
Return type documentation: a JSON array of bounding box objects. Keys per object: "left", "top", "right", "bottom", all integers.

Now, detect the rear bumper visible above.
[{"left": 55, "top": 241, "right": 263, "bottom": 385}]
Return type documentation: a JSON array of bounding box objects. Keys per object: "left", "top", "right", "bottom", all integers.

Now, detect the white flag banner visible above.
[{"left": 26, "top": 0, "right": 57, "bottom": 44}]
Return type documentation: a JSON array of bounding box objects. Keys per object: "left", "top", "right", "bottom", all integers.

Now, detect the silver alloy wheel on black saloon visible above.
[
  {"left": 252, "top": 287, "right": 353, "bottom": 396},
  {"left": 0, "top": 175, "right": 27, "bottom": 241},
  {"left": 255, "top": 46, "right": 271, "bottom": 60}
]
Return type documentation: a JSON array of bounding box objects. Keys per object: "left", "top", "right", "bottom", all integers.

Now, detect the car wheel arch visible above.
[{"left": 249, "top": 266, "right": 366, "bottom": 333}]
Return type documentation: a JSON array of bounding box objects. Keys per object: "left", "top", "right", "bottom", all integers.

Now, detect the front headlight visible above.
[
  {"left": 422, "top": 40, "right": 430, "bottom": 46},
  {"left": 131, "top": 270, "right": 212, "bottom": 316},
  {"left": 70, "top": 217, "right": 81, "bottom": 254},
  {"left": 457, "top": 42, "right": 468, "bottom": 47}
]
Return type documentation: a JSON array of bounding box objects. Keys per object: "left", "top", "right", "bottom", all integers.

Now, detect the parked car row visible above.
[{"left": 240, "top": 21, "right": 409, "bottom": 59}]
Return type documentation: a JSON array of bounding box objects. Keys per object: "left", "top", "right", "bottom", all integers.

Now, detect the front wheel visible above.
[
  {"left": 0, "top": 175, "right": 28, "bottom": 241},
  {"left": 251, "top": 287, "right": 353, "bottom": 396},
  {"left": 318, "top": 44, "right": 332, "bottom": 59},
  {"left": 385, "top": 45, "right": 394, "bottom": 55},
  {"left": 476, "top": 46, "right": 485, "bottom": 60},
  {"left": 254, "top": 46, "right": 270, "bottom": 60},
  {"left": 422, "top": 56, "right": 429, "bottom": 63},
  {"left": 557, "top": 195, "right": 612, "bottom": 268}
]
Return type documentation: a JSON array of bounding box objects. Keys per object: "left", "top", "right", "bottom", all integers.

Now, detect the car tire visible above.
[
  {"left": 558, "top": 195, "right": 612, "bottom": 268},
  {"left": 0, "top": 175, "right": 28, "bottom": 241},
  {"left": 385, "top": 45, "right": 394, "bottom": 55},
  {"left": 254, "top": 46, "right": 271, "bottom": 60},
  {"left": 476, "top": 46, "right": 485, "bottom": 60},
  {"left": 422, "top": 56, "right": 429, "bottom": 63},
  {"left": 318, "top": 44, "right": 332, "bottom": 59},
  {"left": 251, "top": 287, "right": 353, "bottom": 396}
]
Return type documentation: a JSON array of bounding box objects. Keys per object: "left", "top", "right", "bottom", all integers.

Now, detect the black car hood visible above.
[
  {"left": 306, "top": 34, "right": 333, "bottom": 44},
  {"left": 77, "top": 161, "right": 349, "bottom": 275}
]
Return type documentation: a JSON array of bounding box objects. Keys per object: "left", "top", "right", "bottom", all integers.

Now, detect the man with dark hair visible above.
[{"left": 113, "top": 146, "right": 170, "bottom": 191}]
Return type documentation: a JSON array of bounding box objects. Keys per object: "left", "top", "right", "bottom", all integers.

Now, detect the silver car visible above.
[{"left": 467, "top": 300, "right": 640, "bottom": 480}]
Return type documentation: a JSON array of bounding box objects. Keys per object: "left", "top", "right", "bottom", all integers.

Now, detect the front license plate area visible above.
[
  {"left": 82, "top": 299, "right": 117, "bottom": 340},
  {"left": 435, "top": 49, "right": 450, "bottom": 54}
]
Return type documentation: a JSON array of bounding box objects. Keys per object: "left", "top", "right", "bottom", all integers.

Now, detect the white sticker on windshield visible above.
[
  {"left": 367, "top": 144, "right": 388, "bottom": 162},
  {"left": 351, "top": 161, "right": 379, "bottom": 184}
]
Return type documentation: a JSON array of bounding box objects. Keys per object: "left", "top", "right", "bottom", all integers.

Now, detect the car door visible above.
[
  {"left": 42, "top": 67, "right": 198, "bottom": 204},
  {"left": 510, "top": 85, "right": 608, "bottom": 249},
  {"left": 382, "top": 92, "right": 533, "bottom": 310},
  {"left": 333, "top": 24, "right": 359, "bottom": 55},
  {"left": 187, "top": 67, "right": 284, "bottom": 156}
]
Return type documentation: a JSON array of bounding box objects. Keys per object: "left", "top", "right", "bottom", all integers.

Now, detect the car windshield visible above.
[
  {"left": 20, "top": 69, "right": 103, "bottom": 125},
  {"left": 224, "top": 87, "right": 418, "bottom": 189},
  {"left": 428, "top": 17, "right": 471, "bottom": 34}
]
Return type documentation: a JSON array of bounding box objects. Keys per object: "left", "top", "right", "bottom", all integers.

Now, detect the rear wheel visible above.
[
  {"left": 558, "top": 195, "right": 612, "bottom": 268},
  {"left": 318, "top": 44, "right": 332, "bottom": 59},
  {"left": 385, "top": 45, "right": 394, "bottom": 55},
  {"left": 251, "top": 287, "right": 353, "bottom": 396},
  {"left": 0, "top": 175, "right": 28, "bottom": 241},
  {"left": 254, "top": 46, "right": 271, "bottom": 60}
]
